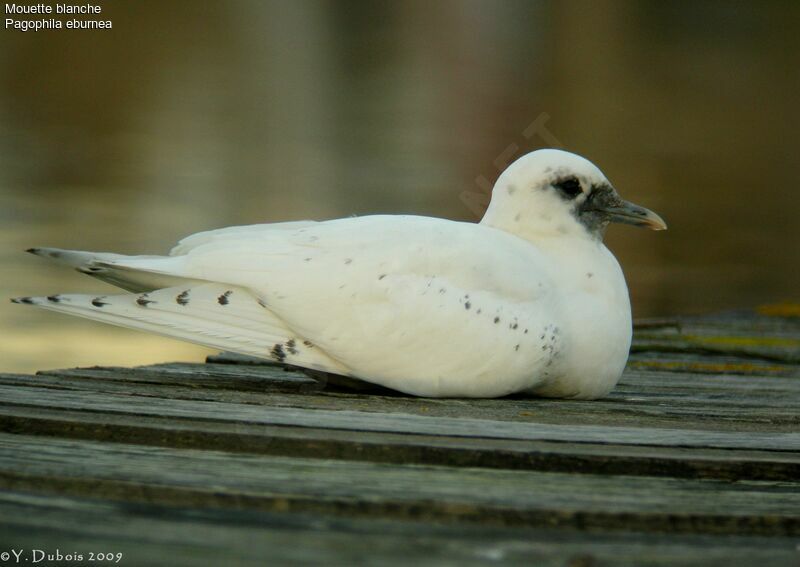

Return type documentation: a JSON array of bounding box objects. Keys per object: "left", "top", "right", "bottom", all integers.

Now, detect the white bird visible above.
[{"left": 13, "top": 149, "right": 666, "bottom": 399}]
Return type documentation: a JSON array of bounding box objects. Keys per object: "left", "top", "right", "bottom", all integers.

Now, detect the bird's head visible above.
[{"left": 481, "top": 149, "right": 666, "bottom": 240}]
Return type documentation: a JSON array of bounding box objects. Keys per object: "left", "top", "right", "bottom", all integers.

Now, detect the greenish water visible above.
[{"left": 2, "top": 1, "right": 799, "bottom": 373}]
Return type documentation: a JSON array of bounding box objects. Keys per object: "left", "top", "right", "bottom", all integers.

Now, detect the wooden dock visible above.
[{"left": 1, "top": 308, "right": 798, "bottom": 566}]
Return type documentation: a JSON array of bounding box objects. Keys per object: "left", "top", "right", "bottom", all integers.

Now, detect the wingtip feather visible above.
[{"left": 26, "top": 247, "right": 65, "bottom": 260}]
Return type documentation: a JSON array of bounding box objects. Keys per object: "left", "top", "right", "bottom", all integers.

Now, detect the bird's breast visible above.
[{"left": 527, "top": 242, "right": 633, "bottom": 399}]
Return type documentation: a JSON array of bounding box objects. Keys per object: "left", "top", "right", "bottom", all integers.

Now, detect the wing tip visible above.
[
  {"left": 26, "top": 247, "right": 65, "bottom": 260},
  {"left": 11, "top": 294, "right": 70, "bottom": 305}
]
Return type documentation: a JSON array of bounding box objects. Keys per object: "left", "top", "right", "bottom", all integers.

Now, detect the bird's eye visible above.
[{"left": 553, "top": 177, "right": 583, "bottom": 199}]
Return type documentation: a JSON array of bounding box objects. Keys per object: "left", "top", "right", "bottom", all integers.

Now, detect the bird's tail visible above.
[{"left": 11, "top": 283, "right": 349, "bottom": 374}]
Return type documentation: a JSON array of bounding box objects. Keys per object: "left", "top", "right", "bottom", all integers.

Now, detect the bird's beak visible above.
[{"left": 602, "top": 199, "right": 667, "bottom": 231}]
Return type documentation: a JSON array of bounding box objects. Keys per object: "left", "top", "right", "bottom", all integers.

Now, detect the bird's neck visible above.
[{"left": 479, "top": 195, "right": 595, "bottom": 244}]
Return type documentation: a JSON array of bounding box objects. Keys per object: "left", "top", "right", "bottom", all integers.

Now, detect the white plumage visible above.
[{"left": 13, "top": 149, "right": 665, "bottom": 399}]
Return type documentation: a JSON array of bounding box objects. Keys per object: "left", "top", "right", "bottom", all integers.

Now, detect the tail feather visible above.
[{"left": 11, "top": 283, "right": 349, "bottom": 375}]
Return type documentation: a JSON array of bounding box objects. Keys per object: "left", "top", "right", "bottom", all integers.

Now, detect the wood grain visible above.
[
  {"left": 1, "top": 433, "right": 798, "bottom": 536},
  {"left": 2, "top": 309, "right": 799, "bottom": 563},
  {"left": 4, "top": 490, "right": 797, "bottom": 567}
]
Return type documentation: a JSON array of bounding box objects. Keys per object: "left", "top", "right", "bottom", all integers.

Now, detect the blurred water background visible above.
[{"left": 1, "top": 0, "right": 798, "bottom": 374}]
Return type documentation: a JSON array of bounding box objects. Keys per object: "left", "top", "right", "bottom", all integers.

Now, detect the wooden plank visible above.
[
  {"left": 2, "top": 379, "right": 799, "bottom": 451},
  {"left": 631, "top": 312, "right": 800, "bottom": 363},
  {"left": 1, "top": 404, "right": 797, "bottom": 482},
  {"left": 36, "top": 368, "right": 800, "bottom": 424},
  {"left": 627, "top": 352, "right": 800, "bottom": 378},
  {"left": 3, "top": 490, "right": 797, "bottom": 567},
  {"left": 40, "top": 362, "right": 323, "bottom": 392},
  {"left": 21, "top": 366, "right": 800, "bottom": 434},
  {"left": 42, "top": 361, "right": 800, "bottom": 401},
  {"left": 0, "top": 433, "right": 798, "bottom": 536},
  {"left": 618, "top": 370, "right": 800, "bottom": 395},
  {"left": 32, "top": 365, "right": 800, "bottom": 420},
  {"left": 202, "top": 353, "right": 800, "bottom": 407}
]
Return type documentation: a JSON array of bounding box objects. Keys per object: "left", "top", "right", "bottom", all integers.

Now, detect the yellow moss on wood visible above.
[
  {"left": 757, "top": 303, "right": 800, "bottom": 317},
  {"left": 682, "top": 335, "right": 800, "bottom": 349},
  {"left": 628, "top": 360, "right": 788, "bottom": 375}
]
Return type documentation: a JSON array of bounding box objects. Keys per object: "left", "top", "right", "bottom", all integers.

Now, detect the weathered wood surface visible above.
[
  {"left": 631, "top": 309, "right": 800, "bottom": 363},
  {"left": 2, "top": 491, "right": 797, "bottom": 567},
  {"left": 1, "top": 308, "right": 799, "bottom": 565}
]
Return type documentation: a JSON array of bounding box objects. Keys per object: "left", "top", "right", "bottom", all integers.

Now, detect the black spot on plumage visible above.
[
  {"left": 494, "top": 317, "right": 500, "bottom": 324},
  {"left": 464, "top": 301, "right": 471, "bottom": 310},
  {"left": 176, "top": 290, "right": 190, "bottom": 306},
  {"left": 303, "top": 340, "right": 314, "bottom": 348},
  {"left": 286, "top": 339, "right": 299, "bottom": 355},
  {"left": 136, "top": 295, "right": 154, "bottom": 307},
  {"left": 510, "top": 322, "right": 518, "bottom": 330},
  {"left": 78, "top": 266, "right": 103, "bottom": 274},
  {"left": 257, "top": 298, "right": 268, "bottom": 308},
  {"left": 515, "top": 344, "right": 520, "bottom": 351},
  {"left": 378, "top": 274, "right": 386, "bottom": 280},
  {"left": 47, "top": 295, "right": 62, "bottom": 303},
  {"left": 218, "top": 291, "right": 232, "bottom": 305},
  {"left": 92, "top": 297, "right": 109, "bottom": 308},
  {"left": 304, "top": 257, "right": 312, "bottom": 262},
  {"left": 271, "top": 343, "right": 286, "bottom": 363},
  {"left": 344, "top": 258, "right": 353, "bottom": 265}
]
